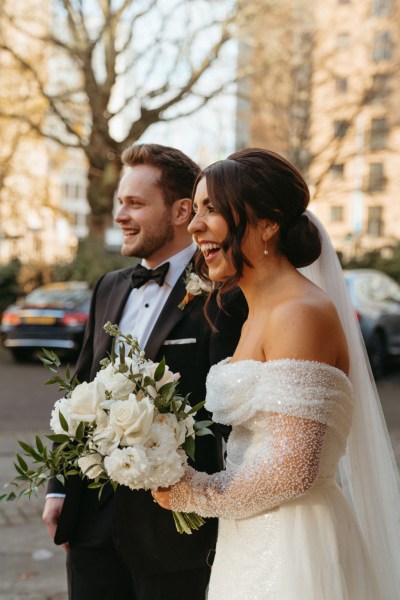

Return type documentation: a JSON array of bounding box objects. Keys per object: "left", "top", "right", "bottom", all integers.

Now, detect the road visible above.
[{"left": 0, "top": 347, "right": 399, "bottom": 599}]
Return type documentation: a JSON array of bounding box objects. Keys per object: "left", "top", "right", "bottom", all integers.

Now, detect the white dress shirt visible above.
[{"left": 118, "top": 241, "right": 196, "bottom": 347}]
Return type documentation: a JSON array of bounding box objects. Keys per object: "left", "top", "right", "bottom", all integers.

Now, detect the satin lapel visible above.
[
  {"left": 144, "top": 274, "right": 193, "bottom": 362},
  {"left": 97, "top": 269, "right": 133, "bottom": 359}
]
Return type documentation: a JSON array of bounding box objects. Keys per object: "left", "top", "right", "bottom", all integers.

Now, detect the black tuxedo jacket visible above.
[{"left": 48, "top": 261, "right": 247, "bottom": 574}]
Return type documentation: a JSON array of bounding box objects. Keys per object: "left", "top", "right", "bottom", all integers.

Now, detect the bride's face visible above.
[{"left": 188, "top": 178, "right": 234, "bottom": 282}]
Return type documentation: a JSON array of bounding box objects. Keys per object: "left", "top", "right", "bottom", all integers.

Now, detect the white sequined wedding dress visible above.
[{"left": 170, "top": 359, "right": 384, "bottom": 599}]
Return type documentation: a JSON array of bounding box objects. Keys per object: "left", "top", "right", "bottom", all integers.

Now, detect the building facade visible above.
[{"left": 237, "top": 0, "right": 400, "bottom": 259}]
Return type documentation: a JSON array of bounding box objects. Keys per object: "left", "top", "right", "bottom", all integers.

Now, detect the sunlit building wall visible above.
[{"left": 237, "top": 0, "right": 400, "bottom": 259}]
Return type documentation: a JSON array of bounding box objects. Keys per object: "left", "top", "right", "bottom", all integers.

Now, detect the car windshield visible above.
[
  {"left": 25, "top": 287, "right": 90, "bottom": 307},
  {"left": 352, "top": 273, "right": 400, "bottom": 303}
]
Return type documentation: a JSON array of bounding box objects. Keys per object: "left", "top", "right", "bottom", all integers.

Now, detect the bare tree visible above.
[{"left": 0, "top": 0, "right": 240, "bottom": 242}]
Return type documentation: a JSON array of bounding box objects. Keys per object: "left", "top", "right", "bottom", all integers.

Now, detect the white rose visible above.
[
  {"left": 69, "top": 379, "right": 105, "bottom": 423},
  {"left": 109, "top": 394, "right": 154, "bottom": 446},
  {"left": 186, "top": 274, "right": 210, "bottom": 295},
  {"left": 50, "top": 397, "right": 78, "bottom": 435},
  {"left": 104, "top": 446, "right": 149, "bottom": 489},
  {"left": 78, "top": 452, "right": 104, "bottom": 479},
  {"left": 92, "top": 422, "right": 122, "bottom": 455},
  {"left": 96, "top": 358, "right": 138, "bottom": 399}
]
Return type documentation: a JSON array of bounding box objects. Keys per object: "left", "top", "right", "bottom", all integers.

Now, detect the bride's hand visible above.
[{"left": 152, "top": 487, "right": 172, "bottom": 510}]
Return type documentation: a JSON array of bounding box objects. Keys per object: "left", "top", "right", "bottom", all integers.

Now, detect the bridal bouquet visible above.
[{"left": 0, "top": 322, "right": 213, "bottom": 534}]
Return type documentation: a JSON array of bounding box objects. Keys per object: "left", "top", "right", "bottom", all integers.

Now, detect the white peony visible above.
[
  {"left": 69, "top": 379, "right": 105, "bottom": 423},
  {"left": 96, "top": 357, "right": 139, "bottom": 399},
  {"left": 78, "top": 452, "right": 104, "bottom": 479},
  {"left": 144, "top": 362, "right": 180, "bottom": 394},
  {"left": 109, "top": 394, "right": 154, "bottom": 446},
  {"left": 104, "top": 446, "right": 149, "bottom": 489},
  {"left": 153, "top": 412, "right": 193, "bottom": 446}
]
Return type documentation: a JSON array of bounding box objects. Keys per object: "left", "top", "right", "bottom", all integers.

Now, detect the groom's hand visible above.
[{"left": 42, "top": 497, "right": 68, "bottom": 551}]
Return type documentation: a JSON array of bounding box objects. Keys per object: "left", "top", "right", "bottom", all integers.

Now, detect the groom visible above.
[{"left": 42, "top": 143, "right": 246, "bottom": 600}]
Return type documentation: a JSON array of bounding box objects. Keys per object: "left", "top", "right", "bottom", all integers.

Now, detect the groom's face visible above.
[{"left": 115, "top": 164, "right": 175, "bottom": 266}]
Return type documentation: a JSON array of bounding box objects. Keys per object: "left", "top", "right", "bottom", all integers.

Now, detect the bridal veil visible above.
[{"left": 300, "top": 211, "right": 400, "bottom": 598}]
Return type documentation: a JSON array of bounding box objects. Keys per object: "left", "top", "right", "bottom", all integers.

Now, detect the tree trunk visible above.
[{"left": 86, "top": 153, "right": 122, "bottom": 242}]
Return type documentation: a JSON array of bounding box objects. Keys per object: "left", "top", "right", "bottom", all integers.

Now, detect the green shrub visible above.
[{"left": 0, "top": 258, "right": 21, "bottom": 314}]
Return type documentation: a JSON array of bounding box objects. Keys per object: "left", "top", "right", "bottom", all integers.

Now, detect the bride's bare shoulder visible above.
[{"left": 263, "top": 288, "right": 347, "bottom": 365}]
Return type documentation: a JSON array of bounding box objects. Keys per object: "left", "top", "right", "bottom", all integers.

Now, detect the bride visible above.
[{"left": 153, "top": 148, "right": 400, "bottom": 599}]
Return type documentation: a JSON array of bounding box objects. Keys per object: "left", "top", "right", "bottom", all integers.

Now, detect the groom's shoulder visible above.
[{"left": 95, "top": 265, "right": 134, "bottom": 289}]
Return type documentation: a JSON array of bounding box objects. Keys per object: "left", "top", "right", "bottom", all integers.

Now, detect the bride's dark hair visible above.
[{"left": 194, "top": 147, "right": 321, "bottom": 297}]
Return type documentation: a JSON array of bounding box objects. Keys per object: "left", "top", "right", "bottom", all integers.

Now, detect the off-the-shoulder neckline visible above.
[{"left": 218, "top": 357, "right": 349, "bottom": 379}]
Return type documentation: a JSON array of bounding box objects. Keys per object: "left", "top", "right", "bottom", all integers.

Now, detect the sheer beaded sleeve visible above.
[
  {"left": 170, "top": 360, "right": 353, "bottom": 519},
  {"left": 170, "top": 413, "right": 326, "bottom": 519}
]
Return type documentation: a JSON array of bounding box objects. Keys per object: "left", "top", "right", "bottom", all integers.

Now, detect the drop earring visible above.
[{"left": 263, "top": 240, "right": 269, "bottom": 256}]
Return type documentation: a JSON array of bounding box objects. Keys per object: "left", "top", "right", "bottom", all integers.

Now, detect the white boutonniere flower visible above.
[{"left": 178, "top": 266, "right": 211, "bottom": 310}]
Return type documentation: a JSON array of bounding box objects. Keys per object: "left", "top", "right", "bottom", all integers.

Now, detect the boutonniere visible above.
[{"left": 178, "top": 266, "right": 211, "bottom": 310}]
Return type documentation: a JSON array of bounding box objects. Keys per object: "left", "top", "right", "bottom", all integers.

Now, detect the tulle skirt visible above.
[{"left": 207, "top": 480, "right": 383, "bottom": 600}]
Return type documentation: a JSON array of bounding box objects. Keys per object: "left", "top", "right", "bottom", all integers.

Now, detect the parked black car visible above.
[
  {"left": 0, "top": 282, "right": 92, "bottom": 362},
  {"left": 344, "top": 269, "right": 400, "bottom": 378}
]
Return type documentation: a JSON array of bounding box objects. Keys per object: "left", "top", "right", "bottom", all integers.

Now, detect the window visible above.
[
  {"left": 368, "top": 163, "right": 386, "bottom": 191},
  {"left": 371, "top": 73, "right": 389, "bottom": 102},
  {"left": 370, "top": 118, "right": 388, "bottom": 150},
  {"left": 334, "top": 120, "right": 349, "bottom": 138},
  {"left": 335, "top": 77, "right": 348, "bottom": 93},
  {"left": 331, "top": 206, "right": 344, "bottom": 222},
  {"left": 373, "top": 31, "right": 392, "bottom": 61},
  {"left": 372, "top": 0, "right": 391, "bottom": 16},
  {"left": 62, "top": 182, "right": 86, "bottom": 199},
  {"left": 337, "top": 33, "right": 351, "bottom": 48},
  {"left": 330, "top": 164, "right": 345, "bottom": 179},
  {"left": 367, "top": 206, "right": 383, "bottom": 236}
]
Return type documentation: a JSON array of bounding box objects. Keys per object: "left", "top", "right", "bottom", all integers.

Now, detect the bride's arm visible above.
[{"left": 168, "top": 413, "right": 326, "bottom": 519}]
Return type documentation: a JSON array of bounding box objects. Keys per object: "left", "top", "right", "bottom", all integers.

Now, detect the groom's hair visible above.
[{"left": 120, "top": 143, "right": 200, "bottom": 207}]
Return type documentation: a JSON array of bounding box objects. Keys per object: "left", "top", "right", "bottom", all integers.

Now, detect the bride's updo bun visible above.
[
  {"left": 193, "top": 147, "right": 321, "bottom": 288},
  {"left": 279, "top": 214, "right": 321, "bottom": 268}
]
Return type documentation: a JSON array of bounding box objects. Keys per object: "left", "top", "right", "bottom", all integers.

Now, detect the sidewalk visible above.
[{"left": 0, "top": 433, "right": 67, "bottom": 600}]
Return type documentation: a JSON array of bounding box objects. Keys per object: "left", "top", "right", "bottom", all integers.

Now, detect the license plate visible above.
[{"left": 23, "top": 316, "right": 57, "bottom": 325}]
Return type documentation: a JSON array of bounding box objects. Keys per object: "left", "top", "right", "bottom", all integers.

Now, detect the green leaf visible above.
[
  {"left": 111, "top": 338, "right": 117, "bottom": 363},
  {"left": 40, "top": 348, "right": 61, "bottom": 366},
  {"left": 87, "top": 482, "right": 102, "bottom": 489},
  {"left": 195, "top": 428, "right": 214, "bottom": 437},
  {"left": 16, "top": 453, "right": 29, "bottom": 471},
  {"left": 18, "top": 440, "right": 35, "bottom": 454},
  {"left": 46, "top": 434, "right": 71, "bottom": 444},
  {"left": 142, "top": 376, "right": 153, "bottom": 388},
  {"left": 58, "top": 411, "right": 69, "bottom": 433},
  {"left": 153, "top": 357, "right": 166, "bottom": 382},
  {"left": 13, "top": 463, "right": 27, "bottom": 477},
  {"left": 183, "top": 436, "right": 195, "bottom": 461},
  {"left": 186, "top": 401, "right": 205, "bottom": 415},
  {"left": 194, "top": 420, "right": 214, "bottom": 429},
  {"left": 158, "top": 381, "right": 177, "bottom": 402},
  {"left": 35, "top": 436, "right": 44, "bottom": 454},
  {"left": 75, "top": 421, "right": 85, "bottom": 441}
]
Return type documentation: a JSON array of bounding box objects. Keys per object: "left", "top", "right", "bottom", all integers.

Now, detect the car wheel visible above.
[
  {"left": 10, "top": 348, "right": 33, "bottom": 363},
  {"left": 368, "top": 331, "right": 387, "bottom": 380}
]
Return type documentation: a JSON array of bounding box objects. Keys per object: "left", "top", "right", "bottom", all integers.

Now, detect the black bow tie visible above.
[{"left": 131, "top": 262, "right": 170, "bottom": 289}]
